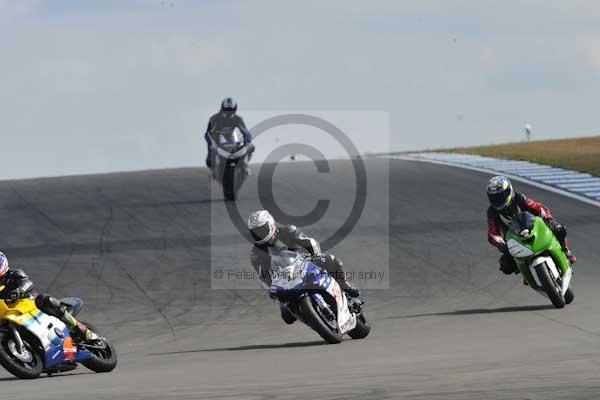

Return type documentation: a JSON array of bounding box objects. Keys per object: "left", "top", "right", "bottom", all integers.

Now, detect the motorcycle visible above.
[
  {"left": 269, "top": 250, "right": 370, "bottom": 344},
  {"left": 210, "top": 128, "right": 252, "bottom": 201},
  {"left": 0, "top": 296, "right": 117, "bottom": 379},
  {"left": 505, "top": 211, "right": 575, "bottom": 308}
]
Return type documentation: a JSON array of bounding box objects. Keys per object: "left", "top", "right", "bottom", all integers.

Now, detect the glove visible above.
[
  {"left": 498, "top": 244, "right": 508, "bottom": 254},
  {"left": 9, "top": 289, "right": 23, "bottom": 301},
  {"left": 268, "top": 287, "right": 278, "bottom": 300}
]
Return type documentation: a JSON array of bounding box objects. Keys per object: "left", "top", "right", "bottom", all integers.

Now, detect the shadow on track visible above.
[
  {"left": 149, "top": 340, "right": 326, "bottom": 356},
  {"left": 386, "top": 304, "right": 555, "bottom": 320},
  {"left": 0, "top": 371, "right": 94, "bottom": 382}
]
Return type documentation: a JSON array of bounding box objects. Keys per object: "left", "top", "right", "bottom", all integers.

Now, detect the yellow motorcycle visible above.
[{"left": 0, "top": 293, "right": 117, "bottom": 379}]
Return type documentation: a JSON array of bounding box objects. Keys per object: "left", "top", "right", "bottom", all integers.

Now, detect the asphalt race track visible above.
[{"left": 0, "top": 158, "right": 599, "bottom": 399}]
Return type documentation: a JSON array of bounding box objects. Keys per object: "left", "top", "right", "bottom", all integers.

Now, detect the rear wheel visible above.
[
  {"left": 79, "top": 322, "right": 117, "bottom": 373},
  {"left": 535, "top": 263, "right": 565, "bottom": 309},
  {"left": 348, "top": 313, "right": 371, "bottom": 339},
  {"left": 0, "top": 330, "right": 43, "bottom": 379},
  {"left": 298, "top": 296, "right": 343, "bottom": 344}
]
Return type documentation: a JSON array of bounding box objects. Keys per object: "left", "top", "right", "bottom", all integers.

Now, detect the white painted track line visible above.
[{"left": 386, "top": 153, "right": 600, "bottom": 208}]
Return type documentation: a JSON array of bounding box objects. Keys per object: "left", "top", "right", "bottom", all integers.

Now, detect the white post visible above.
[{"left": 525, "top": 124, "right": 532, "bottom": 142}]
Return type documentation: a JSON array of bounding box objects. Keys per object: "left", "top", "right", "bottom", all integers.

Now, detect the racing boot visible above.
[
  {"left": 243, "top": 156, "right": 252, "bottom": 177},
  {"left": 245, "top": 146, "right": 254, "bottom": 176},
  {"left": 63, "top": 311, "right": 99, "bottom": 343},
  {"left": 337, "top": 279, "right": 360, "bottom": 298},
  {"left": 71, "top": 322, "right": 99, "bottom": 343},
  {"left": 561, "top": 239, "right": 576, "bottom": 265},
  {"left": 565, "top": 249, "right": 576, "bottom": 265}
]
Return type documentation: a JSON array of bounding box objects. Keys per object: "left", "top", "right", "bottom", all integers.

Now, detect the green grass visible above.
[{"left": 438, "top": 136, "right": 600, "bottom": 177}]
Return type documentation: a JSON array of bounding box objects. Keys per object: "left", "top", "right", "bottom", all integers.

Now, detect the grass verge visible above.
[{"left": 438, "top": 136, "right": 600, "bottom": 177}]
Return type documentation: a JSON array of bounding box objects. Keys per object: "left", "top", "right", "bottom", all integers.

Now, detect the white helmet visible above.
[{"left": 247, "top": 210, "right": 277, "bottom": 245}]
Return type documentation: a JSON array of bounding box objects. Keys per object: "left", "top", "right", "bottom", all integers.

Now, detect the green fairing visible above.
[{"left": 505, "top": 216, "right": 570, "bottom": 283}]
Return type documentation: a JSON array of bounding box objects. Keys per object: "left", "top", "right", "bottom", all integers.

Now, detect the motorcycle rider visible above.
[
  {"left": 204, "top": 97, "right": 253, "bottom": 174},
  {"left": 0, "top": 252, "right": 98, "bottom": 343},
  {"left": 486, "top": 176, "right": 576, "bottom": 276},
  {"left": 247, "top": 210, "right": 360, "bottom": 324}
]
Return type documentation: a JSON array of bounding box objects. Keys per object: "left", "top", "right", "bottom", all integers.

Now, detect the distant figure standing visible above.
[{"left": 525, "top": 124, "right": 532, "bottom": 142}]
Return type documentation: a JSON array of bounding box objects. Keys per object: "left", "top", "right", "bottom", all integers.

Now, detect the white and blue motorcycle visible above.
[
  {"left": 269, "top": 250, "right": 370, "bottom": 344},
  {"left": 209, "top": 128, "right": 252, "bottom": 201}
]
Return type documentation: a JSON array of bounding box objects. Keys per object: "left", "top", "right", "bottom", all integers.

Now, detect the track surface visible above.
[{"left": 0, "top": 159, "right": 598, "bottom": 399}]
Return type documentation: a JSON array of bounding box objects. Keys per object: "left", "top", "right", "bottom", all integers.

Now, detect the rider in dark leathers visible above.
[
  {"left": 486, "top": 176, "right": 576, "bottom": 276},
  {"left": 0, "top": 252, "right": 98, "bottom": 343},
  {"left": 247, "top": 210, "right": 359, "bottom": 324},
  {"left": 204, "top": 97, "right": 253, "bottom": 170}
]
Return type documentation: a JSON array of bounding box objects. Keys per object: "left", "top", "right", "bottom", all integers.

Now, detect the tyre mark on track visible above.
[
  {"left": 113, "top": 257, "right": 176, "bottom": 338},
  {"left": 94, "top": 200, "right": 117, "bottom": 303},
  {"left": 10, "top": 186, "right": 76, "bottom": 293}
]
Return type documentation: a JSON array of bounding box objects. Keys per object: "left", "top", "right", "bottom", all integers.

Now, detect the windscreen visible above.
[
  {"left": 270, "top": 250, "right": 305, "bottom": 275},
  {"left": 230, "top": 127, "right": 244, "bottom": 144},
  {"left": 509, "top": 212, "right": 536, "bottom": 237},
  {"left": 218, "top": 128, "right": 244, "bottom": 144}
]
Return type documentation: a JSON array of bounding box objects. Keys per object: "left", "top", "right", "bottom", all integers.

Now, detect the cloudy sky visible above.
[{"left": 2, "top": 0, "right": 600, "bottom": 179}]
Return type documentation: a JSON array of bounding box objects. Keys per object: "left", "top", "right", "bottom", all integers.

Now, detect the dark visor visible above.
[
  {"left": 488, "top": 191, "right": 509, "bottom": 208},
  {"left": 250, "top": 224, "right": 271, "bottom": 242}
]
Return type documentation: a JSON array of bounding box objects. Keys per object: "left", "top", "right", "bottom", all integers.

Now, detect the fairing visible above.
[{"left": 0, "top": 298, "right": 93, "bottom": 369}]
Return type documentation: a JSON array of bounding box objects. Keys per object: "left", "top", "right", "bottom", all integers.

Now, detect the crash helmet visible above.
[
  {"left": 221, "top": 97, "right": 238, "bottom": 112},
  {"left": 487, "top": 176, "right": 514, "bottom": 210},
  {"left": 247, "top": 210, "right": 277, "bottom": 245}
]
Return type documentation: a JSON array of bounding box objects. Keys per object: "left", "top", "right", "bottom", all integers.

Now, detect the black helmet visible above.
[{"left": 221, "top": 97, "right": 237, "bottom": 112}]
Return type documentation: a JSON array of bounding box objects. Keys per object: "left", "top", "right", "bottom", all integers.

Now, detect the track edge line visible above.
[{"left": 386, "top": 155, "right": 600, "bottom": 209}]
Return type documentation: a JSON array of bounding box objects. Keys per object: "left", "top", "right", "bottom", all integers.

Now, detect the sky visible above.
[{"left": 2, "top": 0, "right": 600, "bottom": 179}]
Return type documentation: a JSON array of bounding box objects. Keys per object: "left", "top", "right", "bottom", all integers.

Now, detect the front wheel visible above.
[
  {"left": 535, "top": 263, "right": 565, "bottom": 309},
  {"left": 0, "top": 330, "right": 43, "bottom": 379},
  {"left": 298, "top": 296, "right": 343, "bottom": 344},
  {"left": 223, "top": 164, "right": 236, "bottom": 201},
  {"left": 79, "top": 322, "right": 118, "bottom": 373}
]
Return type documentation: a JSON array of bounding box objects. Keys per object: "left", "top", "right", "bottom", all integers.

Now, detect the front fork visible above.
[
  {"left": 310, "top": 293, "right": 336, "bottom": 321},
  {"left": 310, "top": 292, "right": 364, "bottom": 317},
  {"left": 8, "top": 323, "right": 25, "bottom": 353}
]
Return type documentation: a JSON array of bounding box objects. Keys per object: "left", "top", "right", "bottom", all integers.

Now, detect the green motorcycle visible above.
[{"left": 505, "top": 211, "right": 574, "bottom": 308}]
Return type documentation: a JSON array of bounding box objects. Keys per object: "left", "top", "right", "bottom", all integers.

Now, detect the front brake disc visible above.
[{"left": 7, "top": 340, "right": 33, "bottom": 363}]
